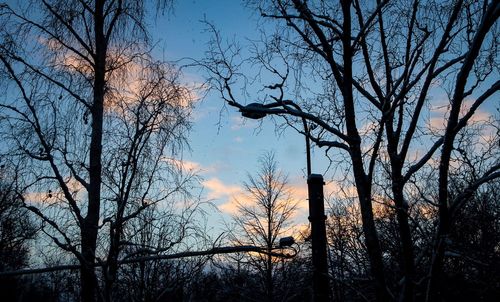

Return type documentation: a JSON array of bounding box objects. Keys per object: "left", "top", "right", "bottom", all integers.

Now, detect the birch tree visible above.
[{"left": 0, "top": 1, "right": 196, "bottom": 301}]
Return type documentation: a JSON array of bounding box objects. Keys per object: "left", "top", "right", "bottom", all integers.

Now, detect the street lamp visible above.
[
  {"left": 240, "top": 103, "right": 330, "bottom": 302},
  {"left": 279, "top": 236, "right": 295, "bottom": 248}
]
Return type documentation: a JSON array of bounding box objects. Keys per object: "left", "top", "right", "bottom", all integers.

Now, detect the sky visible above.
[
  {"left": 4, "top": 0, "right": 495, "bottom": 238},
  {"left": 0, "top": 0, "right": 323, "bottom": 239},
  {"left": 151, "top": 1, "right": 322, "bottom": 230},
  {"left": 151, "top": 0, "right": 500, "bottom": 235}
]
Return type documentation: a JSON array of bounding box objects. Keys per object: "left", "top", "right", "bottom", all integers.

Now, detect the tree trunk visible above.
[
  {"left": 266, "top": 254, "right": 273, "bottom": 302},
  {"left": 357, "top": 186, "right": 390, "bottom": 302},
  {"left": 80, "top": 1, "right": 106, "bottom": 301},
  {"left": 104, "top": 224, "right": 122, "bottom": 302},
  {"left": 386, "top": 122, "right": 415, "bottom": 302},
  {"left": 81, "top": 221, "right": 100, "bottom": 302},
  {"left": 266, "top": 205, "right": 273, "bottom": 302},
  {"left": 392, "top": 182, "right": 415, "bottom": 302},
  {"left": 340, "top": 1, "right": 389, "bottom": 300}
]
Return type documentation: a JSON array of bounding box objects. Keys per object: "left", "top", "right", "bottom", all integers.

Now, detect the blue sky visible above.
[
  {"left": 152, "top": 0, "right": 499, "bottom": 232},
  {"left": 152, "top": 1, "right": 320, "bottom": 227},
  {"left": 0, "top": 0, "right": 317, "bottom": 233},
  {"left": 5, "top": 0, "right": 495, "bottom": 235},
  {"left": 149, "top": 0, "right": 498, "bottom": 227}
]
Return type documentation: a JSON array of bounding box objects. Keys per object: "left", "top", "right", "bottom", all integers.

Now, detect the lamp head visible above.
[
  {"left": 240, "top": 103, "right": 267, "bottom": 120},
  {"left": 279, "top": 236, "right": 295, "bottom": 248}
]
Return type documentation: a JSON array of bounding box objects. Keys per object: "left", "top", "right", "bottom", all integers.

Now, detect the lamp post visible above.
[{"left": 240, "top": 103, "right": 330, "bottom": 302}]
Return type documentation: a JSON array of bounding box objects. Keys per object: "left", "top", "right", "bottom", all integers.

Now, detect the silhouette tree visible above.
[
  {"left": 0, "top": 1, "right": 196, "bottom": 301},
  {"left": 203, "top": 0, "right": 499, "bottom": 301},
  {"left": 115, "top": 198, "right": 209, "bottom": 302},
  {"left": 0, "top": 163, "right": 37, "bottom": 301},
  {"left": 227, "top": 152, "right": 298, "bottom": 302}
]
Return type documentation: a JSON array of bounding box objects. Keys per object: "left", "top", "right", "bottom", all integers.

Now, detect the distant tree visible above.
[
  {"left": 227, "top": 152, "right": 298, "bottom": 302},
  {"left": 188, "top": 270, "right": 222, "bottom": 302},
  {"left": 115, "top": 200, "right": 209, "bottom": 302},
  {"left": 442, "top": 180, "right": 500, "bottom": 301},
  {"left": 326, "top": 198, "right": 371, "bottom": 301},
  {"left": 325, "top": 155, "right": 500, "bottom": 301},
  {"left": 191, "top": 253, "right": 312, "bottom": 302},
  {"left": 0, "top": 1, "right": 197, "bottom": 301},
  {"left": 0, "top": 163, "right": 37, "bottom": 301}
]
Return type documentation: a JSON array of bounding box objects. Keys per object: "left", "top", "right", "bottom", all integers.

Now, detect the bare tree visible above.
[
  {"left": 0, "top": 1, "right": 196, "bottom": 301},
  {"left": 227, "top": 152, "right": 298, "bottom": 302},
  {"left": 326, "top": 197, "right": 371, "bottom": 301},
  {"left": 202, "top": 0, "right": 499, "bottom": 301},
  {"left": 116, "top": 195, "right": 210, "bottom": 302},
  {"left": 0, "top": 161, "right": 38, "bottom": 301}
]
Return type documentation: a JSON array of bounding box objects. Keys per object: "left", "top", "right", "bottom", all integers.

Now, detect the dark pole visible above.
[
  {"left": 308, "top": 174, "right": 330, "bottom": 302},
  {"left": 301, "top": 116, "right": 312, "bottom": 177},
  {"left": 297, "top": 106, "right": 329, "bottom": 302}
]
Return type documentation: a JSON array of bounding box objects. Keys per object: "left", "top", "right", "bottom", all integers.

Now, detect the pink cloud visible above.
[
  {"left": 163, "top": 158, "right": 220, "bottom": 175},
  {"left": 24, "top": 177, "right": 85, "bottom": 205},
  {"left": 428, "top": 99, "right": 492, "bottom": 131},
  {"left": 202, "top": 177, "right": 243, "bottom": 201}
]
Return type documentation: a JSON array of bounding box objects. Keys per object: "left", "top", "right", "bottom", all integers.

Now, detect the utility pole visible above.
[{"left": 308, "top": 174, "right": 330, "bottom": 302}]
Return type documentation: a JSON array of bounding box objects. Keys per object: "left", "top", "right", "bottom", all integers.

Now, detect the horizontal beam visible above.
[{"left": 0, "top": 245, "right": 295, "bottom": 277}]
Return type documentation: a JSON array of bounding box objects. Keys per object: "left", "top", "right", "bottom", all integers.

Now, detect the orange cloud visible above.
[
  {"left": 208, "top": 175, "right": 360, "bottom": 228},
  {"left": 202, "top": 177, "right": 243, "bottom": 202},
  {"left": 428, "top": 98, "right": 493, "bottom": 132},
  {"left": 24, "top": 177, "right": 86, "bottom": 206},
  {"left": 39, "top": 38, "right": 198, "bottom": 115},
  {"left": 164, "top": 157, "right": 203, "bottom": 173},
  {"left": 24, "top": 191, "right": 57, "bottom": 205},
  {"left": 218, "top": 194, "right": 254, "bottom": 215}
]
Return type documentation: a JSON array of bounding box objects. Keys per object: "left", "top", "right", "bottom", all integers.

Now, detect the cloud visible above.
[
  {"left": 202, "top": 177, "right": 243, "bottom": 201},
  {"left": 218, "top": 194, "right": 254, "bottom": 215},
  {"left": 428, "top": 99, "right": 493, "bottom": 131},
  {"left": 24, "top": 177, "right": 85, "bottom": 205},
  {"left": 287, "top": 178, "right": 308, "bottom": 213},
  {"left": 209, "top": 175, "right": 359, "bottom": 226},
  {"left": 289, "top": 176, "right": 355, "bottom": 201},
  {"left": 181, "top": 160, "right": 203, "bottom": 171},
  {"left": 39, "top": 38, "right": 199, "bottom": 115},
  {"left": 24, "top": 191, "right": 57, "bottom": 205},
  {"left": 202, "top": 177, "right": 259, "bottom": 216},
  {"left": 463, "top": 107, "right": 491, "bottom": 124},
  {"left": 428, "top": 117, "right": 447, "bottom": 131},
  {"left": 358, "top": 120, "right": 379, "bottom": 136},
  {"left": 212, "top": 177, "right": 304, "bottom": 217},
  {"left": 163, "top": 158, "right": 221, "bottom": 176},
  {"left": 217, "top": 178, "right": 308, "bottom": 221},
  {"left": 164, "top": 157, "right": 201, "bottom": 172},
  {"left": 327, "top": 182, "right": 357, "bottom": 199}
]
